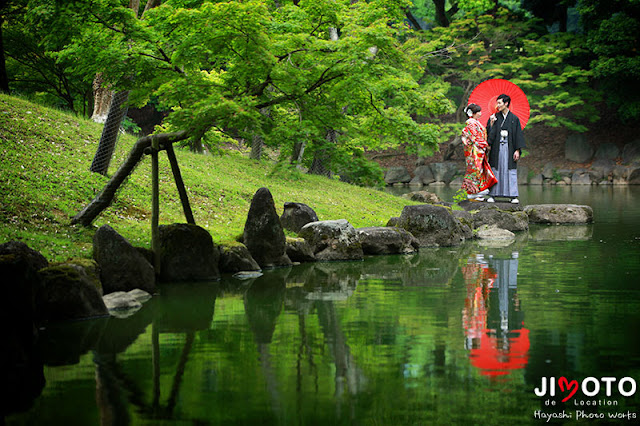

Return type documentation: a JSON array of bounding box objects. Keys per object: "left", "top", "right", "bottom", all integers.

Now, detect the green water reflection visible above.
[{"left": 5, "top": 186, "right": 640, "bottom": 425}]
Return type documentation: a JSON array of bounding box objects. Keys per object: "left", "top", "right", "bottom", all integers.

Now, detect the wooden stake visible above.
[
  {"left": 151, "top": 135, "right": 160, "bottom": 275},
  {"left": 165, "top": 144, "right": 195, "bottom": 224}
]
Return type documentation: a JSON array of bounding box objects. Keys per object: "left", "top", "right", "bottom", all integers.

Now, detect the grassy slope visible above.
[{"left": 0, "top": 94, "right": 421, "bottom": 263}]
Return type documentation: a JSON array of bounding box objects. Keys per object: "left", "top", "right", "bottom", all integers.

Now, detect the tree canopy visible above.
[{"left": 2, "top": 0, "right": 638, "bottom": 184}]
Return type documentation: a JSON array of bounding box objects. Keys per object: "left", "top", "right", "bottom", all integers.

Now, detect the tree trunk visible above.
[
  {"left": 250, "top": 133, "right": 263, "bottom": 160},
  {"left": 309, "top": 129, "right": 336, "bottom": 177},
  {"left": 0, "top": 14, "right": 9, "bottom": 93},
  {"left": 250, "top": 107, "right": 270, "bottom": 160},
  {"left": 432, "top": 0, "right": 449, "bottom": 27},
  {"left": 143, "top": 0, "right": 162, "bottom": 14},
  {"left": 129, "top": 0, "right": 140, "bottom": 17},
  {"left": 290, "top": 141, "right": 305, "bottom": 165},
  {"left": 405, "top": 9, "right": 423, "bottom": 31},
  {"left": 308, "top": 27, "right": 341, "bottom": 176},
  {"left": 90, "top": 74, "right": 113, "bottom": 123},
  {"left": 90, "top": 90, "right": 129, "bottom": 175}
]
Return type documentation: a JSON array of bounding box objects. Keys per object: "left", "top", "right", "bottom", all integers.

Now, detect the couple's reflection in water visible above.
[
  {"left": 6, "top": 241, "right": 537, "bottom": 423},
  {"left": 462, "top": 244, "right": 530, "bottom": 379}
]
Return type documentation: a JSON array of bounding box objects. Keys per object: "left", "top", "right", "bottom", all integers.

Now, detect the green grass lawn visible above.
[{"left": 0, "top": 94, "right": 422, "bottom": 262}]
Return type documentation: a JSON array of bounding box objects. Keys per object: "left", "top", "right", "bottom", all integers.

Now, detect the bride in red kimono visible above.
[{"left": 461, "top": 103, "right": 497, "bottom": 201}]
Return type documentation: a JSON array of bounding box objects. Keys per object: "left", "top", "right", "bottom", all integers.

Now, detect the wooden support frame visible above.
[{"left": 72, "top": 131, "right": 193, "bottom": 229}]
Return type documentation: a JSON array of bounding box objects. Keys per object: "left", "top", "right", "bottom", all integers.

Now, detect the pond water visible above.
[{"left": 5, "top": 186, "right": 640, "bottom": 425}]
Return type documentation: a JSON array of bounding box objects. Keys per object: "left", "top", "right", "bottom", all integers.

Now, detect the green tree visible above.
[
  {"left": 579, "top": 0, "right": 640, "bottom": 120},
  {"left": 413, "top": 8, "right": 598, "bottom": 132},
  {"left": 2, "top": 0, "right": 94, "bottom": 111},
  {"left": 57, "top": 0, "right": 451, "bottom": 183}
]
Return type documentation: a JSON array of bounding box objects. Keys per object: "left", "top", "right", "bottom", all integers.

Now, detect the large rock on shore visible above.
[
  {"left": 472, "top": 208, "right": 529, "bottom": 233},
  {"left": 395, "top": 204, "right": 466, "bottom": 247},
  {"left": 280, "top": 202, "right": 319, "bottom": 233},
  {"left": 298, "top": 219, "right": 363, "bottom": 261},
  {"left": 384, "top": 166, "right": 411, "bottom": 185},
  {"left": 93, "top": 225, "right": 156, "bottom": 295},
  {"left": 357, "top": 227, "right": 419, "bottom": 255},
  {"left": 285, "top": 237, "right": 316, "bottom": 262},
  {"left": 159, "top": 223, "right": 220, "bottom": 281},
  {"left": 219, "top": 244, "right": 260, "bottom": 274},
  {"left": 430, "top": 162, "right": 459, "bottom": 183},
  {"left": 524, "top": 204, "right": 594, "bottom": 224},
  {"left": 38, "top": 264, "right": 109, "bottom": 322},
  {"left": 243, "top": 187, "right": 292, "bottom": 268},
  {"left": 565, "top": 134, "right": 594, "bottom": 163},
  {"left": 0, "top": 240, "right": 49, "bottom": 271}
]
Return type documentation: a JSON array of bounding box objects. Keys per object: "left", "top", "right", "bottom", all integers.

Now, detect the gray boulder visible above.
[
  {"left": 449, "top": 176, "right": 464, "bottom": 187},
  {"left": 356, "top": 227, "right": 419, "bottom": 255},
  {"left": 592, "top": 159, "right": 615, "bottom": 178},
  {"left": 386, "top": 217, "right": 400, "bottom": 227},
  {"left": 472, "top": 208, "right": 529, "bottom": 232},
  {"left": 517, "top": 165, "right": 529, "bottom": 184},
  {"left": 595, "top": 143, "right": 620, "bottom": 160},
  {"left": 571, "top": 172, "right": 592, "bottom": 185},
  {"left": 103, "top": 289, "right": 151, "bottom": 318},
  {"left": 384, "top": 166, "right": 411, "bottom": 185},
  {"left": 158, "top": 223, "right": 220, "bottom": 282},
  {"left": 280, "top": 202, "right": 319, "bottom": 233},
  {"left": 452, "top": 209, "right": 474, "bottom": 240},
  {"left": 411, "top": 165, "right": 436, "bottom": 185},
  {"left": 243, "top": 187, "right": 292, "bottom": 268},
  {"left": 93, "top": 225, "right": 156, "bottom": 295},
  {"left": 622, "top": 140, "right": 640, "bottom": 164},
  {"left": 524, "top": 204, "right": 594, "bottom": 224},
  {"left": 628, "top": 167, "right": 640, "bottom": 185},
  {"left": 38, "top": 264, "right": 109, "bottom": 322},
  {"left": 401, "top": 190, "right": 442, "bottom": 204},
  {"left": 429, "top": 162, "right": 459, "bottom": 184},
  {"left": 1, "top": 242, "right": 44, "bottom": 332},
  {"left": 0, "top": 240, "right": 48, "bottom": 271},
  {"left": 219, "top": 244, "right": 260, "bottom": 273},
  {"left": 476, "top": 225, "right": 516, "bottom": 241},
  {"left": 613, "top": 165, "right": 629, "bottom": 180},
  {"left": 102, "top": 291, "right": 141, "bottom": 308},
  {"left": 395, "top": 204, "right": 466, "bottom": 247},
  {"left": 542, "top": 163, "right": 555, "bottom": 179},
  {"left": 529, "top": 173, "right": 544, "bottom": 185},
  {"left": 565, "top": 134, "right": 594, "bottom": 163},
  {"left": 556, "top": 169, "right": 573, "bottom": 179},
  {"left": 285, "top": 237, "right": 316, "bottom": 262},
  {"left": 298, "top": 219, "right": 363, "bottom": 261}
]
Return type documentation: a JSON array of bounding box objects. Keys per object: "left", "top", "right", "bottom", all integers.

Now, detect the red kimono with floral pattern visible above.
[{"left": 461, "top": 118, "right": 497, "bottom": 194}]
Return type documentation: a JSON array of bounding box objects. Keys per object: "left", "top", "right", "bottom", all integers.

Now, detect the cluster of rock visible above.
[
  {"left": 384, "top": 140, "right": 640, "bottom": 187},
  {"left": 1, "top": 187, "right": 595, "bottom": 329}
]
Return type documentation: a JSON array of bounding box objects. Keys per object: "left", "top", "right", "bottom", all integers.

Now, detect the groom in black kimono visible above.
[{"left": 486, "top": 94, "right": 526, "bottom": 204}]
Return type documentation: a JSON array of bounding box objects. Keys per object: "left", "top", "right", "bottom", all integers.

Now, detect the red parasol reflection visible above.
[
  {"left": 469, "top": 327, "right": 530, "bottom": 377},
  {"left": 462, "top": 254, "right": 530, "bottom": 379}
]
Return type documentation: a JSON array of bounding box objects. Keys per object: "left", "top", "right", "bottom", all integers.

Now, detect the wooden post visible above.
[
  {"left": 151, "top": 135, "right": 161, "bottom": 275},
  {"left": 151, "top": 321, "right": 160, "bottom": 409},
  {"left": 165, "top": 144, "right": 195, "bottom": 225}
]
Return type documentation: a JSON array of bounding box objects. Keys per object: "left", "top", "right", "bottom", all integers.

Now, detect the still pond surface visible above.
[{"left": 6, "top": 186, "right": 640, "bottom": 425}]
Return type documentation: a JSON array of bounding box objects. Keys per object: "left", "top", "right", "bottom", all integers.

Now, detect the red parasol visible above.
[{"left": 468, "top": 79, "right": 530, "bottom": 130}]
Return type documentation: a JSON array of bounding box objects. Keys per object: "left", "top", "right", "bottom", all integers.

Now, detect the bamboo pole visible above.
[
  {"left": 151, "top": 135, "right": 160, "bottom": 275},
  {"left": 165, "top": 144, "right": 195, "bottom": 224}
]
